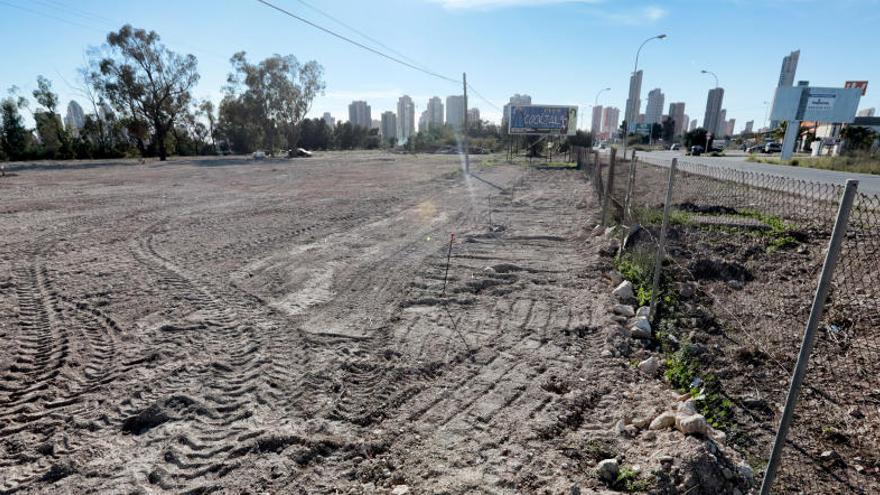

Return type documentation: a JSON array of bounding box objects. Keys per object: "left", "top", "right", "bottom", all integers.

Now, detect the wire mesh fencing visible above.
[{"left": 580, "top": 149, "right": 880, "bottom": 494}]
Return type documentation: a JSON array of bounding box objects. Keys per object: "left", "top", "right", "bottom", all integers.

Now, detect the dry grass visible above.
[{"left": 747, "top": 152, "right": 880, "bottom": 175}]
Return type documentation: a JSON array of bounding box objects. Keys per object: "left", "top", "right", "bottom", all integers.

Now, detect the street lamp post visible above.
[{"left": 623, "top": 34, "right": 666, "bottom": 161}]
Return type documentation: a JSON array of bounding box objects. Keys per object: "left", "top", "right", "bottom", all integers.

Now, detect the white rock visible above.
[
  {"left": 600, "top": 349, "right": 613, "bottom": 358},
  {"left": 596, "top": 458, "right": 619, "bottom": 482},
  {"left": 677, "top": 400, "right": 697, "bottom": 416},
  {"left": 636, "top": 306, "right": 650, "bottom": 318},
  {"left": 391, "top": 486, "right": 410, "bottom": 495},
  {"left": 603, "top": 226, "right": 616, "bottom": 238},
  {"left": 630, "top": 318, "right": 652, "bottom": 339},
  {"left": 649, "top": 411, "right": 676, "bottom": 430},
  {"left": 612, "top": 304, "right": 635, "bottom": 317},
  {"left": 638, "top": 356, "right": 661, "bottom": 375},
  {"left": 592, "top": 225, "right": 604, "bottom": 236},
  {"left": 612, "top": 281, "right": 634, "bottom": 301},
  {"left": 677, "top": 414, "right": 708, "bottom": 436}
]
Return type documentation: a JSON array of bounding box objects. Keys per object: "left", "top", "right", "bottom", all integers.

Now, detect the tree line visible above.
[{"left": 0, "top": 24, "right": 328, "bottom": 162}]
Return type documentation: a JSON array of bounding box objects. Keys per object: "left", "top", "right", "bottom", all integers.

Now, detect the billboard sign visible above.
[
  {"left": 508, "top": 105, "right": 577, "bottom": 136},
  {"left": 845, "top": 80, "right": 869, "bottom": 96},
  {"left": 770, "top": 86, "right": 862, "bottom": 123},
  {"left": 633, "top": 123, "right": 653, "bottom": 135}
]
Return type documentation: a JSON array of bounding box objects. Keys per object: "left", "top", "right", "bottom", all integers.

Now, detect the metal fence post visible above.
[
  {"left": 759, "top": 179, "right": 860, "bottom": 495},
  {"left": 600, "top": 148, "right": 616, "bottom": 227},
  {"left": 648, "top": 158, "right": 677, "bottom": 320},
  {"left": 623, "top": 150, "right": 637, "bottom": 222}
]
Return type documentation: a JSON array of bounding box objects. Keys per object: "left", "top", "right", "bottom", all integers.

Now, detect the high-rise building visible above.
[
  {"left": 64, "top": 100, "right": 85, "bottom": 137},
  {"left": 396, "top": 95, "right": 415, "bottom": 144},
  {"left": 348, "top": 100, "right": 371, "bottom": 129},
  {"left": 600, "top": 106, "right": 620, "bottom": 140},
  {"left": 689, "top": 119, "right": 698, "bottom": 132},
  {"left": 703, "top": 88, "right": 725, "bottom": 135},
  {"left": 668, "top": 102, "right": 686, "bottom": 137},
  {"left": 380, "top": 111, "right": 397, "bottom": 144},
  {"left": 716, "top": 109, "right": 728, "bottom": 135},
  {"left": 426, "top": 97, "right": 444, "bottom": 128},
  {"left": 725, "top": 118, "right": 736, "bottom": 136},
  {"left": 467, "top": 107, "right": 480, "bottom": 124},
  {"left": 502, "top": 94, "right": 531, "bottom": 128},
  {"left": 645, "top": 88, "right": 665, "bottom": 125},
  {"left": 322, "top": 112, "right": 335, "bottom": 128},
  {"left": 418, "top": 111, "right": 429, "bottom": 133},
  {"left": 624, "top": 70, "right": 643, "bottom": 131},
  {"left": 371, "top": 119, "right": 380, "bottom": 130},
  {"left": 770, "top": 49, "right": 800, "bottom": 129},
  {"left": 744, "top": 120, "right": 754, "bottom": 134},
  {"left": 446, "top": 95, "right": 466, "bottom": 129},
  {"left": 858, "top": 108, "right": 876, "bottom": 117},
  {"left": 637, "top": 113, "right": 646, "bottom": 124},
  {"left": 591, "top": 105, "right": 604, "bottom": 135}
]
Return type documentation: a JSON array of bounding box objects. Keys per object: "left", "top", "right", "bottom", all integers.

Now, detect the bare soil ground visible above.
[{"left": 1, "top": 152, "right": 747, "bottom": 494}]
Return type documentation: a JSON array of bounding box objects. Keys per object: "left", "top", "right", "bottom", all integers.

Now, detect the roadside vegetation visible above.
[{"left": 746, "top": 152, "right": 880, "bottom": 175}]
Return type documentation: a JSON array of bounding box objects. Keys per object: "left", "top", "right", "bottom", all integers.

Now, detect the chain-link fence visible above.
[{"left": 574, "top": 146, "right": 880, "bottom": 494}]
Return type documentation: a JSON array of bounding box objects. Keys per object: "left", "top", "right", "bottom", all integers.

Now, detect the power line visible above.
[
  {"left": 467, "top": 84, "right": 503, "bottom": 112},
  {"left": 253, "top": 0, "right": 459, "bottom": 84},
  {"left": 288, "top": 0, "right": 433, "bottom": 75}
]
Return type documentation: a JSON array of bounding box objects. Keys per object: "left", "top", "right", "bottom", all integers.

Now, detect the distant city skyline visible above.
[{"left": 5, "top": 1, "right": 878, "bottom": 136}]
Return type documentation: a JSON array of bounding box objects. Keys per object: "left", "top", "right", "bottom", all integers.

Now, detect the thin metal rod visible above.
[
  {"left": 463, "top": 72, "right": 470, "bottom": 175},
  {"left": 648, "top": 157, "right": 677, "bottom": 320},
  {"left": 759, "top": 179, "right": 859, "bottom": 495}
]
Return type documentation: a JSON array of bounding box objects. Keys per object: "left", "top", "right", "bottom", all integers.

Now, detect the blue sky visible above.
[{"left": 1, "top": 0, "right": 878, "bottom": 133}]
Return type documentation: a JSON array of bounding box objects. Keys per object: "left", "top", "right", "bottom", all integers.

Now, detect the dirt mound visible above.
[{"left": 688, "top": 257, "right": 754, "bottom": 282}]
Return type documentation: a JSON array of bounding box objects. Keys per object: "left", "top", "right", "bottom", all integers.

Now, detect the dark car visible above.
[
  {"left": 689, "top": 145, "right": 705, "bottom": 156},
  {"left": 763, "top": 142, "right": 783, "bottom": 154}
]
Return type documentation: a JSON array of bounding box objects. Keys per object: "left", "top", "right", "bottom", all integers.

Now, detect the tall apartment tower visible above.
[
  {"left": 64, "top": 101, "right": 86, "bottom": 137},
  {"left": 380, "top": 111, "right": 397, "bottom": 144},
  {"left": 396, "top": 95, "right": 415, "bottom": 144},
  {"left": 426, "top": 96, "right": 444, "bottom": 128},
  {"left": 770, "top": 49, "right": 800, "bottom": 129},
  {"left": 348, "top": 100, "right": 371, "bottom": 129},
  {"left": 702, "top": 88, "right": 724, "bottom": 136},
  {"left": 601, "top": 107, "right": 620, "bottom": 140},
  {"left": 645, "top": 88, "right": 665, "bottom": 125},
  {"left": 446, "top": 95, "right": 466, "bottom": 129},
  {"left": 624, "top": 70, "right": 643, "bottom": 131},
  {"left": 591, "top": 105, "right": 603, "bottom": 135},
  {"left": 668, "top": 102, "right": 686, "bottom": 136}
]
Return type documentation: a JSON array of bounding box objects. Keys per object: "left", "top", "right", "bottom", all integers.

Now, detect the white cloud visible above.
[{"left": 595, "top": 5, "right": 668, "bottom": 24}]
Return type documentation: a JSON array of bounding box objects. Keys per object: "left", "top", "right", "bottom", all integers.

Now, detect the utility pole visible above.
[{"left": 463, "top": 72, "right": 470, "bottom": 175}]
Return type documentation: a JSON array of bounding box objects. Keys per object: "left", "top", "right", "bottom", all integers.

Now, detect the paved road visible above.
[{"left": 636, "top": 150, "right": 880, "bottom": 196}]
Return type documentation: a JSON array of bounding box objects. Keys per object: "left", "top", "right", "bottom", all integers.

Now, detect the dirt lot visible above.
[{"left": 0, "top": 152, "right": 751, "bottom": 494}]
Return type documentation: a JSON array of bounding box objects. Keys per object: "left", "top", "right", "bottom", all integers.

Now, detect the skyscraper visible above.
[
  {"left": 322, "top": 112, "right": 335, "bottom": 127},
  {"left": 64, "top": 101, "right": 85, "bottom": 137},
  {"left": 744, "top": 120, "right": 754, "bottom": 134},
  {"left": 446, "top": 95, "right": 466, "bottom": 129},
  {"left": 689, "top": 119, "right": 698, "bottom": 132},
  {"left": 502, "top": 94, "right": 531, "bottom": 128},
  {"left": 426, "top": 96, "right": 444, "bottom": 128},
  {"left": 418, "top": 111, "right": 429, "bottom": 133},
  {"left": 702, "top": 88, "right": 724, "bottom": 135},
  {"left": 624, "top": 70, "right": 643, "bottom": 131},
  {"left": 467, "top": 108, "right": 480, "bottom": 124},
  {"left": 858, "top": 108, "right": 876, "bottom": 117},
  {"left": 645, "top": 88, "right": 665, "bottom": 125},
  {"left": 725, "top": 118, "right": 735, "bottom": 136},
  {"left": 668, "top": 102, "right": 686, "bottom": 137},
  {"left": 396, "top": 95, "right": 415, "bottom": 144},
  {"left": 717, "top": 109, "right": 727, "bottom": 135},
  {"left": 381, "top": 111, "right": 397, "bottom": 145},
  {"left": 348, "top": 100, "right": 371, "bottom": 129},
  {"left": 770, "top": 49, "right": 800, "bottom": 129},
  {"left": 591, "top": 105, "right": 603, "bottom": 135},
  {"left": 601, "top": 107, "right": 620, "bottom": 140}
]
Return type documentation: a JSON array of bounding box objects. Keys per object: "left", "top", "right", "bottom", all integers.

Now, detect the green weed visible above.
[{"left": 616, "top": 465, "right": 654, "bottom": 492}]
